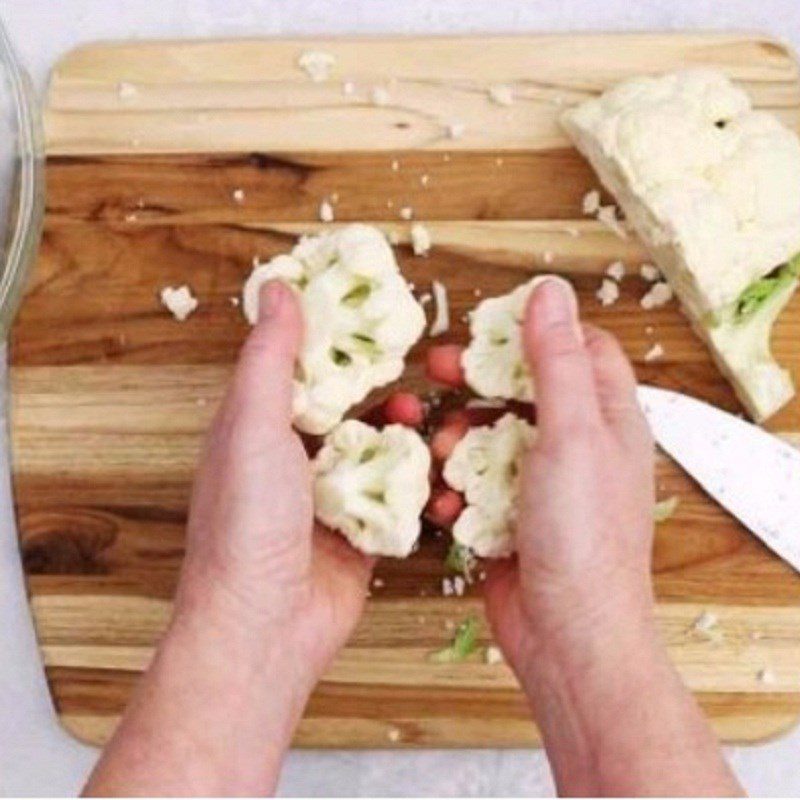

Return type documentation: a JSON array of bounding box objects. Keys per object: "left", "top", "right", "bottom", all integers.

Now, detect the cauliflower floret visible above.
[
  {"left": 243, "top": 224, "right": 426, "bottom": 434},
  {"left": 462, "top": 276, "right": 548, "bottom": 401},
  {"left": 312, "top": 420, "right": 431, "bottom": 557},
  {"left": 443, "top": 413, "right": 536, "bottom": 557}
]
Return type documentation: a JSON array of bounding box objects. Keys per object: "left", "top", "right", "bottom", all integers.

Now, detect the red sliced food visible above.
[
  {"left": 383, "top": 391, "right": 426, "bottom": 428},
  {"left": 430, "top": 412, "right": 470, "bottom": 461},
  {"left": 425, "top": 344, "right": 466, "bottom": 387},
  {"left": 424, "top": 487, "right": 465, "bottom": 528}
]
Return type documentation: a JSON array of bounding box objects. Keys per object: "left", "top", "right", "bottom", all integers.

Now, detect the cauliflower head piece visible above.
[
  {"left": 243, "top": 224, "right": 426, "bottom": 434},
  {"left": 462, "top": 276, "right": 547, "bottom": 402},
  {"left": 443, "top": 413, "right": 536, "bottom": 557},
  {"left": 312, "top": 419, "right": 431, "bottom": 557}
]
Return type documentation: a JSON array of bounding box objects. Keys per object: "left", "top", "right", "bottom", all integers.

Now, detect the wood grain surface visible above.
[{"left": 11, "top": 34, "right": 800, "bottom": 747}]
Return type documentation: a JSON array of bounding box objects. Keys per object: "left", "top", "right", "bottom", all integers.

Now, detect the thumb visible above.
[
  {"left": 523, "top": 276, "right": 600, "bottom": 436},
  {"left": 231, "top": 280, "right": 303, "bottom": 424}
]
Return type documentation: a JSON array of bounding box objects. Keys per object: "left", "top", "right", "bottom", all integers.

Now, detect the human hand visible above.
[
  {"left": 481, "top": 278, "right": 740, "bottom": 796},
  {"left": 85, "top": 280, "right": 374, "bottom": 796},
  {"left": 484, "top": 275, "right": 656, "bottom": 680},
  {"left": 176, "top": 280, "right": 374, "bottom": 686}
]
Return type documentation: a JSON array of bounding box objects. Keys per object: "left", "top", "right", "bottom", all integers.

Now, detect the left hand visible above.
[{"left": 176, "top": 279, "right": 374, "bottom": 685}]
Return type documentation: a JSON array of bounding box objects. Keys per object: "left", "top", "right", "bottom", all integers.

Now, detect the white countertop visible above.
[{"left": 3, "top": 1, "right": 800, "bottom": 795}]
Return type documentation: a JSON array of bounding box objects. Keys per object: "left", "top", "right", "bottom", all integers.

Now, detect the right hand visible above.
[{"left": 484, "top": 276, "right": 657, "bottom": 676}]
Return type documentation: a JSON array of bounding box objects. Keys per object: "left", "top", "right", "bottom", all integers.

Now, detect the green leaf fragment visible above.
[
  {"left": 733, "top": 253, "right": 800, "bottom": 324},
  {"left": 654, "top": 495, "right": 680, "bottom": 523},
  {"left": 428, "top": 616, "right": 480, "bottom": 663},
  {"left": 444, "top": 542, "right": 474, "bottom": 575}
]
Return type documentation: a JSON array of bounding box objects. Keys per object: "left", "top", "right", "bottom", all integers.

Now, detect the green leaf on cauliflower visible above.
[
  {"left": 653, "top": 495, "right": 680, "bottom": 523},
  {"left": 429, "top": 616, "right": 480, "bottom": 663},
  {"left": 734, "top": 253, "right": 800, "bottom": 324},
  {"left": 342, "top": 283, "right": 371, "bottom": 307}
]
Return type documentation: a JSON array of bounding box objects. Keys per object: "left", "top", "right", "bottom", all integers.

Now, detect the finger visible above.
[
  {"left": 230, "top": 280, "right": 303, "bottom": 424},
  {"left": 523, "top": 276, "right": 601, "bottom": 437},
  {"left": 582, "top": 323, "right": 651, "bottom": 442}
]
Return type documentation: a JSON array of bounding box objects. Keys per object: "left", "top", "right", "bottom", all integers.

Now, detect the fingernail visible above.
[
  {"left": 530, "top": 276, "right": 583, "bottom": 341},
  {"left": 259, "top": 281, "right": 284, "bottom": 321}
]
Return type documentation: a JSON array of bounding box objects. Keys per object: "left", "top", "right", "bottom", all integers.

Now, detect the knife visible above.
[{"left": 637, "top": 385, "right": 800, "bottom": 572}]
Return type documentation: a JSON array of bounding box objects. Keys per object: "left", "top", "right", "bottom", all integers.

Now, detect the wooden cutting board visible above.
[{"left": 11, "top": 33, "right": 800, "bottom": 748}]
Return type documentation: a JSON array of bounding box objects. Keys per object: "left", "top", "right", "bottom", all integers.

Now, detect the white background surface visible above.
[{"left": 3, "top": 1, "right": 800, "bottom": 796}]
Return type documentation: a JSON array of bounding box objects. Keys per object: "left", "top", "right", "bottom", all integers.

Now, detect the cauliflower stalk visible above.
[
  {"left": 312, "top": 420, "right": 431, "bottom": 557},
  {"left": 243, "top": 224, "right": 426, "bottom": 434},
  {"left": 443, "top": 413, "right": 536, "bottom": 557},
  {"left": 462, "top": 276, "right": 547, "bottom": 402}
]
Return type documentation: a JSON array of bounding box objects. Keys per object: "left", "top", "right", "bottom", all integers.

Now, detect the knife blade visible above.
[{"left": 637, "top": 385, "right": 800, "bottom": 572}]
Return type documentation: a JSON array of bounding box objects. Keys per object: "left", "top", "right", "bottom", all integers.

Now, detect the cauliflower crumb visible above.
[
  {"left": 605, "top": 260, "right": 626, "bottom": 282},
  {"left": 644, "top": 342, "right": 665, "bottom": 362},
  {"left": 485, "top": 646, "right": 504, "bottom": 665},
  {"left": 399, "top": 206, "right": 414, "bottom": 221},
  {"left": 229, "top": 296, "right": 240, "bottom": 307},
  {"left": 319, "top": 199, "right": 335, "bottom": 222},
  {"left": 371, "top": 86, "right": 390, "bottom": 106},
  {"left": 420, "top": 174, "right": 430, "bottom": 187},
  {"left": 757, "top": 668, "right": 776, "bottom": 685},
  {"left": 488, "top": 84, "right": 514, "bottom": 106},
  {"left": 596, "top": 278, "right": 620, "bottom": 307},
  {"left": 418, "top": 292, "right": 432, "bottom": 306},
  {"left": 640, "top": 263, "right": 661, "bottom": 282},
  {"left": 118, "top": 81, "right": 138, "bottom": 100},
  {"left": 232, "top": 188, "right": 245, "bottom": 204},
  {"left": 542, "top": 251, "right": 554, "bottom": 265},
  {"left": 411, "top": 222, "right": 432, "bottom": 256},
  {"left": 387, "top": 727, "right": 401, "bottom": 743},
  {"left": 446, "top": 121, "right": 466, "bottom": 139},
  {"left": 641, "top": 281, "right": 674, "bottom": 310},
  {"left": 596, "top": 205, "right": 628, "bottom": 239},
  {"left": 442, "top": 577, "right": 454, "bottom": 597},
  {"left": 692, "top": 610, "right": 723, "bottom": 641},
  {"left": 452, "top": 575, "right": 466, "bottom": 597},
  {"left": 429, "top": 280, "right": 450, "bottom": 337},
  {"left": 582, "top": 189, "right": 601, "bottom": 216},
  {"left": 160, "top": 285, "right": 198, "bottom": 321},
  {"left": 391, "top": 159, "right": 400, "bottom": 172},
  {"left": 372, "top": 577, "right": 385, "bottom": 589},
  {"left": 297, "top": 50, "right": 336, "bottom": 82}
]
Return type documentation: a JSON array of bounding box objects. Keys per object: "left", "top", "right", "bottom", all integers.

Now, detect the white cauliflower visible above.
[
  {"left": 312, "top": 420, "right": 431, "bottom": 557},
  {"left": 462, "top": 276, "right": 548, "bottom": 401},
  {"left": 243, "top": 224, "right": 426, "bottom": 434},
  {"left": 443, "top": 413, "right": 536, "bottom": 557},
  {"left": 561, "top": 69, "right": 800, "bottom": 420}
]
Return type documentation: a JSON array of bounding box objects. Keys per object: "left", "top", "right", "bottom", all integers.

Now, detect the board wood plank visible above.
[{"left": 12, "top": 33, "right": 800, "bottom": 746}]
